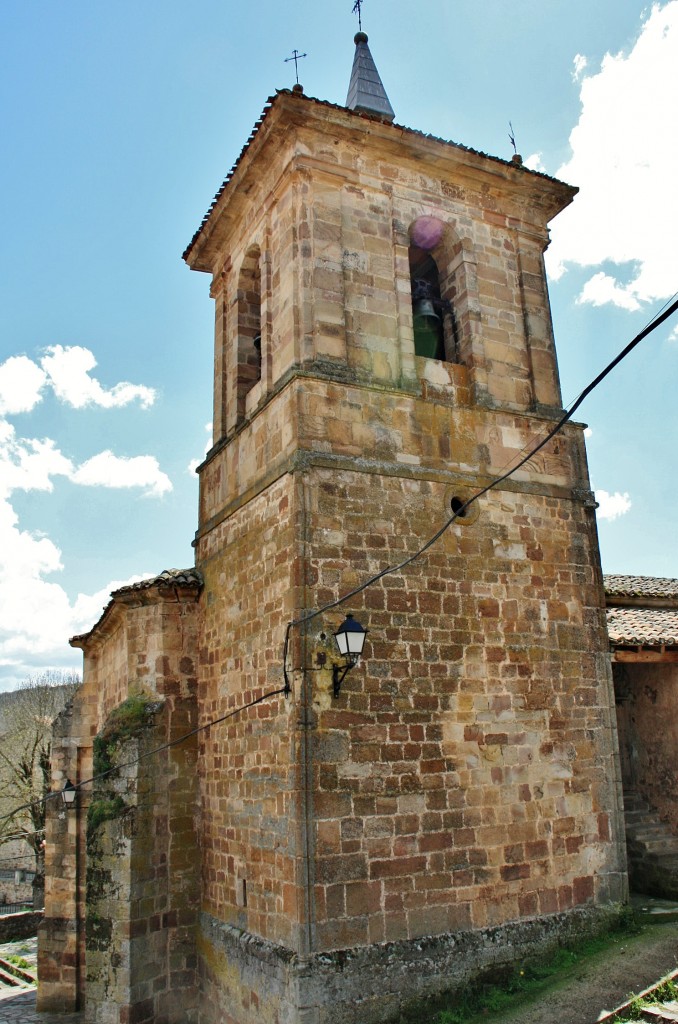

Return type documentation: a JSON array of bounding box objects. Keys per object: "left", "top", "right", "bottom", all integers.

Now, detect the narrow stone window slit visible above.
[{"left": 236, "top": 876, "right": 248, "bottom": 908}]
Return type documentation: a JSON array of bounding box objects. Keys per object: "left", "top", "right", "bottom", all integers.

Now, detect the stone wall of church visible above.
[
  {"left": 302, "top": 461, "right": 625, "bottom": 951},
  {"left": 38, "top": 581, "right": 201, "bottom": 1018},
  {"left": 196, "top": 472, "right": 301, "bottom": 960},
  {"left": 85, "top": 699, "right": 200, "bottom": 1024},
  {"left": 614, "top": 662, "right": 678, "bottom": 834},
  {"left": 38, "top": 691, "right": 94, "bottom": 1013}
]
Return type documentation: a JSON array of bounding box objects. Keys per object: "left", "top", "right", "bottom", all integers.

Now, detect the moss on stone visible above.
[
  {"left": 86, "top": 910, "right": 113, "bottom": 952},
  {"left": 86, "top": 796, "right": 127, "bottom": 840},
  {"left": 92, "top": 692, "right": 162, "bottom": 778}
]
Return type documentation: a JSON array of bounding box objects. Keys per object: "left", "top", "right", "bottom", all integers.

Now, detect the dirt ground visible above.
[{"left": 494, "top": 918, "right": 678, "bottom": 1024}]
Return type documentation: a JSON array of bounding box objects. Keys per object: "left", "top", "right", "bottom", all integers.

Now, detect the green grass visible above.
[
  {"left": 609, "top": 977, "right": 678, "bottom": 1022},
  {"left": 7, "top": 955, "right": 30, "bottom": 969},
  {"left": 393, "top": 909, "right": 642, "bottom": 1024}
]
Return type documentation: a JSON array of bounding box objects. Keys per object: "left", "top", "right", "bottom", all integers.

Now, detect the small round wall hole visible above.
[
  {"left": 450, "top": 496, "right": 468, "bottom": 518},
  {"left": 443, "top": 486, "right": 480, "bottom": 534}
]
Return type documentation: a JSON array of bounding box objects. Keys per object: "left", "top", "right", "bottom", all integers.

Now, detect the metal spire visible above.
[{"left": 345, "top": 27, "right": 395, "bottom": 122}]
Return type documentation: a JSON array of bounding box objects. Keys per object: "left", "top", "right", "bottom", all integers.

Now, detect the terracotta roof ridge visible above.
[
  {"left": 604, "top": 574, "right": 678, "bottom": 599},
  {"left": 607, "top": 605, "right": 678, "bottom": 646},
  {"left": 112, "top": 567, "right": 203, "bottom": 597},
  {"left": 69, "top": 568, "right": 203, "bottom": 647}
]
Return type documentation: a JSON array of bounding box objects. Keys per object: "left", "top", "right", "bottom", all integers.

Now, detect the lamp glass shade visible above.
[
  {"left": 61, "top": 780, "right": 77, "bottom": 805},
  {"left": 334, "top": 615, "right": 367, "bottom": 659}
]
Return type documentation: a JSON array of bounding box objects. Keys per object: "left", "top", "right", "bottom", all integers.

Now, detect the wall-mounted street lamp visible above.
[
  {"left": 332, "top": 614, "right": 367, "bottom": 698},
  {"left": 61, "top": 780, "right": 77, "bottom": 807}
]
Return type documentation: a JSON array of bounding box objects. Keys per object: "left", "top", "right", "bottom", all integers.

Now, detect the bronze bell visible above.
[{"left": 412, "top": 296, "right": 441, "bottom": 328}]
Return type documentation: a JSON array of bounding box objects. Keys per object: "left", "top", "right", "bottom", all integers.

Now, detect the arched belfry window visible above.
[
  {"left": 408, "top": 217, "right": 463, "bottom": 363},
  {"left": 236, "top": 246, "right": 262, "bottom": 419}
]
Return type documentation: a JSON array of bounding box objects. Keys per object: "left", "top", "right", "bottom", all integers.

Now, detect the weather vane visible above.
[
  {"left": 284, "top": 48, "right": 307, "bottom": 85},
  {"left": 508, "top": 121, "right": 518, "bottom": 156},
  {"left": 352, "top": 0, "right": 364, "bottom": 31}
]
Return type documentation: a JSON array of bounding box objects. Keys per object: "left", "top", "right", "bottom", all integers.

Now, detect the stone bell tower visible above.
[{"left": 184, "top": 32, "right": 626, "bottom": 1024}]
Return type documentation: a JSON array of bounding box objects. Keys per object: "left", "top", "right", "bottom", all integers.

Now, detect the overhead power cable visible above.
[
  {"left": 0, "top": 685, "right": 287, "bottom": 829},
  {"left": 0, "top": 294, "right": 677, "bottom": 831},
  {"left": 0, "top": 828, "right": 45, "bottom": 843}
]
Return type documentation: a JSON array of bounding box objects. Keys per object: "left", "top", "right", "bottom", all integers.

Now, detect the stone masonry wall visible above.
[
  {"left": 614, "top": 662, "right": 678, "bottom": 833},
  {"left": 303, "top": 465, "right": 624, "bottom": 952},
  {"left": 195, "top": 96, "right": 570, "bottom": 455},
  {"left": 199, "top": 902, "right": 621, "bottom": 1024},
  {"left": 196, "top": 474, "right": 300, "bottom": 955},
  {"left": 85, "top": 698, "right": 199, "bottom": 1024},
  {"left": 0, "top": 846, "right": 34, "bottom": 905},
  {"left": 39, "top": 579, "right": 201, "bottom": 1016},
  {"left": 39, "top": 695, "right": 94, "bottom": 1013},
  {"left": 0, "top": 911, "right": 42, "bottom": 943},
  {"left": 196, "top": 472, "right": 308, "bottom": 1022}
]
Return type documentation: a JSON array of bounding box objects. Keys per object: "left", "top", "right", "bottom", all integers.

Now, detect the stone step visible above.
[
  {"left": 599, "top": 969, "right": 678, "bottom": 1023},
  {"left": 0, "top": 966, "right": 25, "bottom": 988},
  {"left": 629, "top": 820, "right": 676, "bottom": 829},
  {"left": 625, "top": 795, "right": 678, "bottom": 901},
  {"left": 624, "top": 793, "right": 651, "bottom": 811},
  {"left": 628, "top": 831, "right": 670, "bottom": 842},
  {"left": 643, "top": 854, "right": 678, "bottom": 872},
  {"left": 628, "top": 836, "right": 678, "bottom": 847},
  {"left": 0, "top": 958, "right": 35, "bottom": 987},
  {"left": 627, "top": 819, "right": 660, "bottom": 831},
  {"left": 629, "top": 837, "right": 678, "bottom": 854},
  {"left": 641, "top": 1005, "right": 678, "bottom": 1022}
]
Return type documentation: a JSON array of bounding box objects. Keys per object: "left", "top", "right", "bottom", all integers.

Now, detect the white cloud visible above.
[
  {"left": 547, "top": 2, "right": 678, "bottom": 308},
  {"left": 0, "top": 546, "right": 152, "bottom": 691},
  {"left": 524, "top": 152, "right": 546, "bottom": 173},
  {"left": 595, "top": 489, "right": 632, "bottom": 520},
  {"left": 583, "top": 427, "right": 593, "bottom": 438},
  {"left": 71, "top": 451, "right": 172, "bottom": 497},
  {"left": 0, "top": 423, "right": 73, "bottom": 499},
  {"left": 0, "top": 345, "right": 157, "bottom": 414},
  {"left": 40, "top": 345, "right": 156, "bottom": 409},
  {"left": 0, "top": 344, "right": 171, "bottom": 688},
  {"left": 0, "top": 356, "right": 47, "bottom": 416},
  {"left": 576, "top": 272, "right": 641, "bottom": 312},
  {"left": 70, "top": 574, "right": 153, "bottom": 635},
  {"left": 0, "top": 500, "right": 63, "bottom": 581},
  {"left": 572, "top": 53, "right": 588, "bottom": 81},
  {"left": 669, "top": 325, "right": 678, "bottom": 342},
  {"left": 0, "top": 427, "right": 172, "bottom": 500},
  {"left": 188, "top": 421, "right": 213, "bottom": 475}
]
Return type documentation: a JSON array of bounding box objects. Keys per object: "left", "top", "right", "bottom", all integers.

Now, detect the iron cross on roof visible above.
[
  {"left": 284, "top": 48, "right": 307, "bottom": 85},
  {"left": 352, "top": 0, "right": 364, "bottom": 31}
]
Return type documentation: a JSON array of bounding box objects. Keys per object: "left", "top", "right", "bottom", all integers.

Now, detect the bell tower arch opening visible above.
[
  {"left": 408, "top": 216, "right": 476, "bottom": 366},
  {"left": 236, "top": 245, "right": 262, "bottom": 421}
]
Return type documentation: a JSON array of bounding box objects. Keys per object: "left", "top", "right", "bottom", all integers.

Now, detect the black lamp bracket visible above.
[{"left": 332, "top": 657, "right": 358, "bottom": 698}]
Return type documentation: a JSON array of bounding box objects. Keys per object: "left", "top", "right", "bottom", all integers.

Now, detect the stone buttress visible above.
[{"left": 38, "top": 570, "right": 202, "bottom": 1022}]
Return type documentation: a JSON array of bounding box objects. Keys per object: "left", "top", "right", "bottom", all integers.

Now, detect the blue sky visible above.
[{"left": 0, "top": 1, "right": 677, "bottom": 690}]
